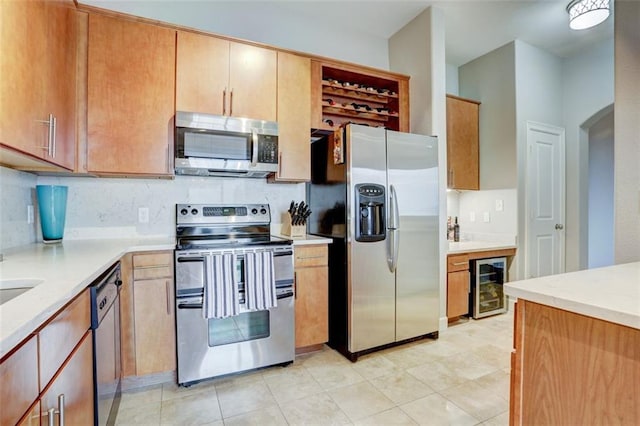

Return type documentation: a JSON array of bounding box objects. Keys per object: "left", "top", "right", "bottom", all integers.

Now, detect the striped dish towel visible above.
[
  {"left": 203, "top": 253, "right": 239, "bottom": 319},
  {"left": 244, "top": 251, "right": 277, "bottom": 311}
]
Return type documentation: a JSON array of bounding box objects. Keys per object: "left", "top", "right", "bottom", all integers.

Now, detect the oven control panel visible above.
[{"left": 176, "top": 204, "right": 270, "bottom": 224}]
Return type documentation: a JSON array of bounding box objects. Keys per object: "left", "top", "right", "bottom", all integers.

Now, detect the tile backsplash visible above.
[{"left": 1, "top": 166, "right": 304, "bottom": 249}]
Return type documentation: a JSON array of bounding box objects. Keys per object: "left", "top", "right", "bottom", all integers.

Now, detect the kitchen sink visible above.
[{"left": 0, "top": 279, "right": 44, "bottom": 305}]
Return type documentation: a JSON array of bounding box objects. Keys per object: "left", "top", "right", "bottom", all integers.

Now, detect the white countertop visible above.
[
  {"left": 505, "top": 262, "right": 640, "bottom": 330},
  {"left": 272, "top": 234, "right": 333, "bottom": 246},
  {"left": 0, "top": 238, "right": 174, "bottom": 358},
  {"left": 448, "top": 240, "right": 517, "bottom": 255}
]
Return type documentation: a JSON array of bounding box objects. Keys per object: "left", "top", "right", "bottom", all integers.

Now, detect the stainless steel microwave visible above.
[{"left": 175, "top": 111, "right": 278, "bottom": 178}]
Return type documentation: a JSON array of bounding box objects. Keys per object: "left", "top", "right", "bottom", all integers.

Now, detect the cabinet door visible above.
[
  {"left": 40, "top": 331, "right": 94, "bottom": 426},
  {"left": 0, "top": 0, "right": 47, "bottom": 159},
  {"left": 133, "top": 278, "right": 176, "bottom": 375},
  {"left": 295, "top": 266, "right": 329, "bottom": 348},
  {"left": 176, "top": 31, "right": 229, "bottom": 115},
  {"left": 0, "top": 336, "right": 39, "bottom": 425},
  {"left": 43, "top": 0, "right": 78, "bottom": 170},
  {"left": 228, "top": 42, "right": 277, "bottom": 121},
  {"left": 88, "top": 14, "right": 175, "bottom": 175},
  {"left": 275, "top": 52, "right": 311, "bottom": 181},
  {"left": 446, "top": 95, "right": 479, "bottom": 190},
  {"left": 447, "top": 270, "right": 470, "bottom": 318}
]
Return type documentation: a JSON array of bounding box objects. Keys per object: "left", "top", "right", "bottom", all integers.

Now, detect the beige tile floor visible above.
[{"left": 116, "top": 310, "right": 513, "bottom": 426}]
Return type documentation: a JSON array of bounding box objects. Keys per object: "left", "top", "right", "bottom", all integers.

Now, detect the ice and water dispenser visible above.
[{"left": 355, "top": 184, "right": 386, "bottom": 242}]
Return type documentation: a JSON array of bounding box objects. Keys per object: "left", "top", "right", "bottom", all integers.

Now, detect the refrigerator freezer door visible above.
[
  {"left": 386, "top": 130, "right": 439, "bottom": 341},
  {"left": 346, "top": 124, "right": 395, "bottom": 352}
]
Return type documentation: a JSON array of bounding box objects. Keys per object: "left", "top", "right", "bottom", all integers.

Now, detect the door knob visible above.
[{"left": 555, "top": 224, "right": 564, "bottom": 230}]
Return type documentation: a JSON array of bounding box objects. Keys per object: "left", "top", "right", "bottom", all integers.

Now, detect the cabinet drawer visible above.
[
  {"left": 133, "top": 252, "right": 173, "bottom": 279},
  {"left": 294, "top": 245, "right": 328, "bottom": 268},
  {"left": 39, "top": 288, "right": 90, "bottom": 391},
  {"left": 0, "top": 335, "right": 39, "bottom": 426},
  {"left": 447, "top": 254, "right": 469, "bottom": 272}
]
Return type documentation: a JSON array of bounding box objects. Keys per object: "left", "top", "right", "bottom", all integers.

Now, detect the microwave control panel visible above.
[{"left": 257, "top": 134, "right": 278, "bottom": 164}]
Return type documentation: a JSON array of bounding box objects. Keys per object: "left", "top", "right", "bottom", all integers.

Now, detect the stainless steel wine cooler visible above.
[{"left": 471, "top": 257, "right": 507, "bottom": 319}]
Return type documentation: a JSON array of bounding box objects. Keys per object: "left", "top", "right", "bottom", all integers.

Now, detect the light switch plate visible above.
[
  {"left": 27, "top": 205, "right": 34, "bottom": 224},
  {"left": 483, "top": 211, "right": 490, "bottom": 222},
  {"left": 138, "top": 207, "right": 149, "bottom": 223},
  {"left": 495, "top": 199, "right": 504, "bottom": 211}
]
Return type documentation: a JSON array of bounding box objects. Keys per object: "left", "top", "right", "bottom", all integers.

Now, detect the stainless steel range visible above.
[{"left": 174, "top": 204, "right": 294, "bottom": 386}]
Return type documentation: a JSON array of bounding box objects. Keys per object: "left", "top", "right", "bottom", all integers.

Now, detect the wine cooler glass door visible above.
[{"left": 473, "top": 257, "right": 507, "bottom": 319}]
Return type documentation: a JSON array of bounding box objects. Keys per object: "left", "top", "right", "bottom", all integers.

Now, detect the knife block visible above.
[{"left": 281, "top": 214, "right": 305, "bottom": 237}]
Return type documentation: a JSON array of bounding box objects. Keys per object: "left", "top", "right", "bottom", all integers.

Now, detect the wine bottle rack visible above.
[{"left": 312, "top": 61, "right": 409, "bottom": 132}]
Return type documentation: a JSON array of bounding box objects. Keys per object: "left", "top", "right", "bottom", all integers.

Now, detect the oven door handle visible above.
[
  {"left": 273, "top": 250, "right": 293, "bottom": 257},
  {"left": 177, "top": 301, "right": 203, "bottom": 309},
  {"left": 177, "top": 256, "right": 206, "bottom": 263}
]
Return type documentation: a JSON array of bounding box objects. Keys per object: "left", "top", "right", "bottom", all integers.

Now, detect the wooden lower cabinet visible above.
[
  {"left": 446, "top": 254, "right": 469, "bottom": 319},
  {"left": 40, "top": 331, "right": 94, "bottom": 425},
  {"left": 121, "top": 251, "right": 176, "bottom": 378},
  {"left": 294, "top": 245, "right": 329, "bottom": 351},
  {"left": 1, "top": 289, "right": 93, "bottom": 425},
  {"left": 510, "top": 300, "right": 640, "bottom": 425}
]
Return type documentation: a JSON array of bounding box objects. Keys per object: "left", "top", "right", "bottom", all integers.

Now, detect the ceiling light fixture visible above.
[{"left": 567, "top": 0, "right": 611, "bottom": 30}]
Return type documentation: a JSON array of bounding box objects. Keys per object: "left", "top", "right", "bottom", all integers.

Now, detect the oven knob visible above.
[
  {"left": 180, "top": 208, "right": 188, "bottom": 216},
  {"left": 251, "top": 208, "right": 258, "bottom": 215},
  {"left": 260, "top": 208, "right": 267, "bottom": 215},
  {"left": 191, "top": 208, "right": 198, "bottom": 215}
]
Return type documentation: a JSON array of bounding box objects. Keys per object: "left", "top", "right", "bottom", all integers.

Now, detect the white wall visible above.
[
  {"left": 459, "top": 42, "right": 517, "bottom": 190},
  {"left": 458, "top": 189, "right": 518, "bottom": 242},
  {"left": 81, "top": 0, "right": 390, "bottom": 70},
  {"left": 446, "top": 63, "right": 459, "bottom": 95},
  {"left": 562, "top": 38, "right": 614, "bottom": 271},
  {"left": 588, "top": 111, "right": 614, "bottom": 268},
  {"left": 614, "top": 0, "right": 640, "bottom": 264}
]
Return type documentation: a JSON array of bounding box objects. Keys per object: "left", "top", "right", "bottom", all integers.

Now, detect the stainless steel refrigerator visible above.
[{"left": 307, "top": 124, "right": 439, "bottom": 361}]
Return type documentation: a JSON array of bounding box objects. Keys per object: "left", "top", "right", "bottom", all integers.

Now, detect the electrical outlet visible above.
[
  {"left": 495, "top": 199, "right": 504, "bottom": 211},
  {"left": 469, "top": 211, "right": 476, "bottom": 222},
  {"left": 27, "top": 205, "right": 34, "bottom": 224},
  {"left": 138, "top": 207, "right": 149, "bottom": 224},
  {"left": 483, "top": 212, "right": 491, "bottom": 222}
]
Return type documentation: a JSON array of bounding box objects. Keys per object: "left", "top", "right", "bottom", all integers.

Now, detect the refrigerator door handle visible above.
[{"left": 387, "top": 185, "right": 400, "bottom": 272}]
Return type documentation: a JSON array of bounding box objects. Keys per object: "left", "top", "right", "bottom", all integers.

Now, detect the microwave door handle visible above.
[{"left": 251, "top": 130, "right": 258, "bottom": 166}]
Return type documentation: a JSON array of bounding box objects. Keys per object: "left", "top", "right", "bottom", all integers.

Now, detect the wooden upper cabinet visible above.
[
  {"left": 446, "top": 94, "right": 480, "bottom": 190},
  {"left": 274, "top": 52, "right": 311, "bottom": 182},
  {"left": 0, "top": 0, "right": 77, "bottom": 170},
  {"left": 176, "top": 31, "right": 277, "bottom": 122},
  {"left": 87, "top": 14, "right": 176, "bottom": 176}
]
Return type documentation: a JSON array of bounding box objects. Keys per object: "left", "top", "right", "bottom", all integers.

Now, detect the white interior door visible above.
[{"left": 526, "top": 122, "right": 565, "bottom": 278}]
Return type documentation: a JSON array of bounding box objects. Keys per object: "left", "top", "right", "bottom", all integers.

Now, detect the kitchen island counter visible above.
[
  {"left": 505, "top": 261, "right": 640, "bottom": 329},
  {"left": 0, "top": 238, "right": 174, "bottom": 358}
]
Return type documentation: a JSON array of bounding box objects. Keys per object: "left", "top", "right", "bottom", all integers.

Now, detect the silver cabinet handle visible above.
[
  {"left": 555, "top": 224, "right": 564, "bottom": 230},
  {"left": 35, "top": 113, "right": 55, "bottom": 157},
  {"left": 452, "top": 261, "right": 468, "bottom": 266},
  {"left": 44, "top": 394, "right": 65, "bottom": 426},
  {"left": 51, "top": 115, "right": 57, "bottom": 158},
  {"left": 223, "top": 88, "right": 227, "bottom": 115},
  {"left": 229, "top": 88, "right": 234, "bottom": 116},
  {"left": 296, "top": 255, "right": 325, "bottom": 260},
  {"left": 166, "top": 280, "right": 171, "bottom": 315},
  {"left": 278, "top": 152, "right": 283, "bottom": 177}
]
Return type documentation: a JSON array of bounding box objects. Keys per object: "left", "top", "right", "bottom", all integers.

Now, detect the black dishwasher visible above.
[{"left": 89, "top": 262, "right": 122, "bottom": 426}]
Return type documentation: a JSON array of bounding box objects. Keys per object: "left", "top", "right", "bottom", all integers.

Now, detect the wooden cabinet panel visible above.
[
  {"left": 446, "top": 95, "right": 479, "bottom": 190},
  {"left": 274, "top": 52, "right": 311, "bottom": 182},
  {"left": 294, "top": 245, "right": 328, "bottom": 268},
  {"left": 87, "top": 13, "right": 175, "bottom": 175},
  {"left": 229, "top": 42, "right": 277, "bottom": 121},
  {"left": 176, "top": 32, "right": 276, "bottom": 122},
  {"left": 0, "top": 0, "right": 77, "bottom": 170},
  {"left": 295, "top": 266, "right": 329, "bottom": 348},
  {"left": 294, "top": 244, "right": 329, "bottom": 350},
  {"left": 39, "top": 288, "right": 90, "bottom": 390},
  {"left": 447, "top": 254, "right": 469, "bottom": 272},
  {"left": 0, "top": 336, "right": 39, "bottom": 425},
  {"left": 16, "top": 401, "right": 40, "bottom": 426},
  {"left": 512, "top": 300, "right": 640, "bottom": 425},
  {"left": 133, "top": 252, "right": 173, "bottom": 280},
  {"left": 40, "top": 331, "right": 94, "bottom": 426},
  {"left": 133, "top": 278, "right": 176, "bottom": 376},
  {"left": 447, "top": 270, "right": 469, "bottom": 318},
  {"left": 176, "top": 31, "right": 229, "bottom": 116}
]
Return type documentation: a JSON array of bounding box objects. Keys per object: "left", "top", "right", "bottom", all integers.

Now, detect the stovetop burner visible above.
[{"left": 175, "top": 203, "right": 292, "bottom": 250}]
